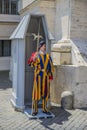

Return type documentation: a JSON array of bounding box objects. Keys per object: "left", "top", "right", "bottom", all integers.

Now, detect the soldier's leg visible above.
[
  {"left": 42, "top": 99, "right": 51, "bottom": 115},
  {"left": 42, "top": 99, "right": 45, "bottom": 112},
  {"left": 35, "top": 100, "right": 38, "bottom": 113},
  {"left": 32, "top": 100, "right": 38, "bottom": 115},
  {"left": 42, "top": 99, "right": 48, "bottom": 112}
]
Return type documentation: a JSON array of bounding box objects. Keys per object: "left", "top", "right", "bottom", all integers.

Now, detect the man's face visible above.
[{"left": 40, "top": 44, "right": 46, "bottom": 52}]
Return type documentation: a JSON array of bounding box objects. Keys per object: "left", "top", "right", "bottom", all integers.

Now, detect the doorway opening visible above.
[{"left": 25, "top": 15, "right": 48, "bottom": 107}]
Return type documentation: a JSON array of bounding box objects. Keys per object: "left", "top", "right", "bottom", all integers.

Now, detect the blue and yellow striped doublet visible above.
[
  {"left": 32, "top": 53, "right": 54, "bottom": 101},
  {"left": 28, "top": 52, "right": 54, "bottom": 114}
]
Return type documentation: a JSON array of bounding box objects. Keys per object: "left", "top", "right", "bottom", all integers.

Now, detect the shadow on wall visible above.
[
  {"left": 0, "top": 71, "right": 12, "bottom": 89},
  {"left": 71, "top": 39, "right": 87, "bottom": 63}
]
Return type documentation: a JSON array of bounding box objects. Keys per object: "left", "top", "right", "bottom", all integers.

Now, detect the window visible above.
[
  {"left": 0, "top": 0, "right": 18, "bottom": 15},
  {"left": 4, "top": 0, "right": 9, "bottom": 14},
  {"left": 11, "top": 0, "right": 17, "bottom": 14},
  {"left": 0, "top": 41, "right": 2, "bottom": 56},
  {"left": 0, "top": 40, "right": 11, "bottom": 57},
  {"left": 0, "top": 0, "right": 2, "bottom": 14}
]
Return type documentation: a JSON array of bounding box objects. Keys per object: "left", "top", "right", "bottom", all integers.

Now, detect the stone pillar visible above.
[{"left": 51, "top": 39, "right": 72, "bottom": 66}]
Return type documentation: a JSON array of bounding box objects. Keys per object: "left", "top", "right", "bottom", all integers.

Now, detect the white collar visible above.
[{"left": 39, "top": 50, "right": 46, "bottom": 55}]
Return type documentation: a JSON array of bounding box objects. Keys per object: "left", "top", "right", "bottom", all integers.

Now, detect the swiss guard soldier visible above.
[{"left": 27, "top": 41, "right": 54, "bottom": 116}]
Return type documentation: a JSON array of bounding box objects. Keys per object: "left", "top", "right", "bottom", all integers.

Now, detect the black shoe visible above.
[
  {"left": 43, "top": 111, "right": 51, "bottom": 115},
  {"left": 32, "top": 112, "right": 38, "bottom": 116}
]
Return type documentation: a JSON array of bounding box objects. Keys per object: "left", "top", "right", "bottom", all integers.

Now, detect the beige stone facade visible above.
[
  {"left": 0, "top": 23, "right": 18, "bottom": 39},
  {"left": 18, "top": 0, "right": 56, "bottom": 39},
  {"left": 15, "top": 0, "right": 87, "bottom": 108},
  {"left": 0, "top": 14, "right": 20, "bottom": 70},
  {"left": 71, "top": 0, "right": 87, "bottom": 40},
  {"left": 51, "top": 0, "right": 87, "bottom": 108},
  {"left": 55, "top": 0, "right": 71, "bottom": 41},
  {"left": 1, "top": 0, "right": 87, "bottom": 108},
  {"left": 0, "top": 15, "right": 20, "bottom": 39}
]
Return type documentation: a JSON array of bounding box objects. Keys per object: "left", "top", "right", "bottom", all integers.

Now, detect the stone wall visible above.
[
  {"left": 55, "top": 0, "right": 70, "bottom": 41},
  {"left": 18, "top": 0, "right": 36, "bottom": 11},
  {"left": 0, "top": 57, "right": 10, "bottom": 70},
  {"left": 0, "top": 23, "right": 18, "bottom": 39},
  {"left": 50, "top": 66, "right": 76, "bottom": 106},
  {"left": 50, "top": 65, "right": 87, "bottom": 108},
  {"left": 0, "top": 14, "right": 19, "bottom": 39},
  {"left": 71, "top": 0, "right": 87, "bottom": 40},
  {"left": 19, "top": 0, "right": 56, "bottom": 38},
  {"left": 20, "top": 0, "right": 71, "bottom": 42},
  {"left": 18, "top": 0, "right": 87, "bottom": 108},
  {"left": 39, "top": 0, "right": 56, "bottom": 37},
  {"left": 70, "top": 0, "right": 87, "bottom": 63}
]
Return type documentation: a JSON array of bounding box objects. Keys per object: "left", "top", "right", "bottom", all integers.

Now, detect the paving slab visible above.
[
  {"left": 0, "top": 71, "right": 87, "bottom": 130},
  {"left": 24, "top": 108, "right": 55, "bottom": 119}
]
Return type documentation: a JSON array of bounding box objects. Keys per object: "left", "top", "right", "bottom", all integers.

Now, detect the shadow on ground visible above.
[
  {"left": 39, "top": 106, "right": 72, "bottom": 130},
  {"left": 0, "top": 71, "right": 72, "bottom": 130},
  {"left": 78, "top": 108, "right": 87, "bottom": 111},
  {"left": 0, "top": 71, "right": 12, "bottom": 89}
]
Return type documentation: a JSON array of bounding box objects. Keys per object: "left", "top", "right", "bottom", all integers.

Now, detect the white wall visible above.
[{"left": 0, "top": 57, "right": 10, "bottom": 70}]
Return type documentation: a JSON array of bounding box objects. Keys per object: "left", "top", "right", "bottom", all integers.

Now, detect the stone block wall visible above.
[
  {"left": 0, "top": 57, "right": 10, "bottom": 70},
  {"left": 50, "top": 65, "right": 87, "bottom": 108},
  {"left": 18, "top": 0, "right": 87, "bottom": 108},
  {"left": 50, "top": 65, "right": 76, "bottom": 106},
  {"left": 0, "top": 23, "right": 18, "bottom": 39},
  {"left": 70, "top": 0, "right": 87, "bottom": 63},
  {"left": 55, "top": 0, "right": 70, "bottom": 41},
  {"left": 18, "top": 0, "right": 36, "bottom": 12},
  {"left": 39, "top": 0, "right": 56, "bottom": 37},
  {"left": 0, "top": 14, "right": 19, "bottom": 39},
  {"left": 20, "top": 0, "right": 56, "bottom": 38},
  {"left": 71, "top": 0, "right": 87, "bottom": 40}
]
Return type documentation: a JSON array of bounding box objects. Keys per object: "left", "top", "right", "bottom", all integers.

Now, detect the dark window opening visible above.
[
  {"left": 0, "top": 0, "right": 2, "bottom": 13},
  {"left": 11, "top": 0, "right": 17, "bottom": 14},
  {"left": 0, "top": 0, "right": 18, "bottom": 15},
  {"left": 4, "top": 0, "right": 9, "bottom": 14},
  {"left": 0, "top": 40, "right": 11, "bottom": 57}
]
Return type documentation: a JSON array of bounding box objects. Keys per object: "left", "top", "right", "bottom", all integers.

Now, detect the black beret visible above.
[{"left": 38, "top": 41, "right": 46, "bottom": 50}]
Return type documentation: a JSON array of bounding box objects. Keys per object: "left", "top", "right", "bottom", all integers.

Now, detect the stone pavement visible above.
[{"left": 0, "top": 71, "right": 87, "bottom": 130}]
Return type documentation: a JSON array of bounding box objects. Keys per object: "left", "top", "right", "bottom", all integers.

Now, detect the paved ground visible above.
[{"left": 0, "top": 71, "right": 87, "bottom": 130}]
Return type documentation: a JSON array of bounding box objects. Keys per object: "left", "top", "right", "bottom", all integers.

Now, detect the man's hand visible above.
[{"left": 33, "top": 52, "right": 38, "bottom": 61}]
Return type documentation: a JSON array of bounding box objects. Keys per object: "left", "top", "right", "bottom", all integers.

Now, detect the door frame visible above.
[{"left": 24, "top": 14, "right": 49, "bottom": 106}]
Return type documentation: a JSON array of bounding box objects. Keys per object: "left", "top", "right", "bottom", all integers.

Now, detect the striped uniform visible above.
[{"left": 28, "top": 52, "right": 54, "bottom": 113}]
